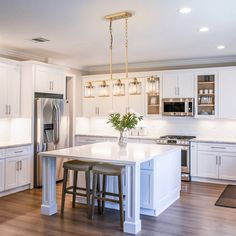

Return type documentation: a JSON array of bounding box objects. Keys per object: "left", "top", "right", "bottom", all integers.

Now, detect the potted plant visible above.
[{"left": 107, "top": 112, "right": 143, "bottom": 147}]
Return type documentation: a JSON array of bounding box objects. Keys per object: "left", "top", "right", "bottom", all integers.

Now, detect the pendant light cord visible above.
[
  {"left": 125, "top": 17, "right": 128, "bottom": 80},
  {"left": 109, "top": 19, "right": 113, "bottom": 80}
]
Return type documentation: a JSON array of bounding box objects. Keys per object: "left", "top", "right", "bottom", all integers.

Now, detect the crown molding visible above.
[
  {"left": 83, "top": 55, "right": 236, "bottom": 75},
  {"left": 0, "top": 48, "right": 47, "bottom": 62}
]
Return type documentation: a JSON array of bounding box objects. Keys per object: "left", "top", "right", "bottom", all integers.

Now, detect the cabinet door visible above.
[
  {"left": 0, "top": 160, "right": 5, "bottom": 192},
  {"left": 0, "top": 66, "right": 8, "bottom": 117},
  {"left": 50, "top": 70, "right": 65, "bottom": 94},
  {"left": 219, "top": 153, "right": 236, "bottom": 181},
  {"left": 7, "top": 66, "right": 20, "bottom": 117},
  {"left": 140, "top": 170, "right": 153, "bottom": 209},
  {"left": 18, "top": 156, "right": 31, "bottom": 186},
  {"left": 5, "top": 157, "right": 18, "bottom": 190},
  {"left": 97, "top": 97, "right": 112, "bottom": 116},
  {"left": 35, "top": 67, "right": 51, "bottom": 93},
  {"left": 162, "top": 72, "right": 178, "bottom": 98},
  {"left": 82, "top": 98, "right": 97, "bottom": 117},
  {"left": 190, "top": 142, "right": 197, "bottom": 177},
  {"left": 129, "top": 93, "right": 145, "bottom": 115},
  {"left": 219, "top": 70, "right": 236, "bottom": 118},
  {"left": 197, "top": 151, "right": 218, "bottom": 178},
  {"left": 178, "top": 72, "right": 194, "bottom": 98}
]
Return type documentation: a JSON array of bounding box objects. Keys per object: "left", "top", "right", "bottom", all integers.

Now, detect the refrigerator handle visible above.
[{"left": 52, "top": 104, "right": 60, "bottom": 145}]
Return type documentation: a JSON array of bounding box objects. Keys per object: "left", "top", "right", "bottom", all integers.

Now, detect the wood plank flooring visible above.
[{"left": 0, "top": 182, "right": 236, "bottom": 236}]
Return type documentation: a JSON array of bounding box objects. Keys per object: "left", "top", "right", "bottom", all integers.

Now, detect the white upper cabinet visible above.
[
  {"left": 35, "top": 65, "right": 65, "bottom": 94},
  {"left": 162, "top": 71, "right": 194, "bottom": 98},
  {"left": 219, "top": 69, "right": 236, "bottom": 119},
  {"left": 0, "top": 63, "right": 20, "bottom": 118},
  {"left": 162, "top": 72, "right": 178, "bottom": 98},
  {"left": 128, "top": 78, "right": 145, "bottom": 115}
]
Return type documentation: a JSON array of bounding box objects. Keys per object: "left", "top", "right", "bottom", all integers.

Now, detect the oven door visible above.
[{"left": 181, "top": 146, "right": 189, "bottom": 173}]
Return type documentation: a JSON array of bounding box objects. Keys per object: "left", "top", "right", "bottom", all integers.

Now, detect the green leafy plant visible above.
[{"left": 107, "top": 112, "right": 143, "bottom": 133}]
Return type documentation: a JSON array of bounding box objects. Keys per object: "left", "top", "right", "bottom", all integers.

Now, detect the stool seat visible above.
[
  {"left": 63, "top": 160, "right": 92, "bottom": 171},
  {"left": 92, "top": 163, "right": 125, "bottom": 175}
]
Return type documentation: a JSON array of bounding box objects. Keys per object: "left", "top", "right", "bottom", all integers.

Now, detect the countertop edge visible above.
[{"left": 0, "top": 142, "right": 32, "bottom": 149}]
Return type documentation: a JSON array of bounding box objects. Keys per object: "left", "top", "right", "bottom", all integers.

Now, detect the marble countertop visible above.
[
  {"left": 40, "top": 141, "right": 180, "bottom": 165},
  {"left": 0, "top": 141, "right": 32, "bottom": 149},
  {"left": 76, "top": 133, "right": 236, "bottom": 145}
]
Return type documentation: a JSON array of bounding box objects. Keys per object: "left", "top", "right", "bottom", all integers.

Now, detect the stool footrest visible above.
[{"left": 95, "top": 196, "right": 121, "bottom": 204}]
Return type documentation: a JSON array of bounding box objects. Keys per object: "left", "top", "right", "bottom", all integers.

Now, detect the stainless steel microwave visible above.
[{"left": 162, "top": 98, "right": 194, "bottom": 116}]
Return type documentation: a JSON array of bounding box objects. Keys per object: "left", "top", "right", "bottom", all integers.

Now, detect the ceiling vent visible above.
[{"left": 31, "top": 37, "right": 50, "bottom": 43}]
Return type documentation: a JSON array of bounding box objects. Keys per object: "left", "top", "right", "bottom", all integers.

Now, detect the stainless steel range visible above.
[{"left": 156, "top": 135, "right": 196, "bottom": 181}]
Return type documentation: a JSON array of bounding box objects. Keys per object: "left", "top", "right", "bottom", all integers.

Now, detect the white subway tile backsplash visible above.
[{"left": 76, "top": 117, "right": 236, "bottom": 140}]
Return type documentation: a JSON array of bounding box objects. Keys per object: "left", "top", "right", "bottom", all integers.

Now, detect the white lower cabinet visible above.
[
  {"left": 0, "top": 145, "right": 31, "bottom": 194},
  {"left": 197, "top": 151, "right": 218, "bottom": 179},
  {"left": 140, "top": 169, "right": 153, "bottom": 209},
  {"left": 5, "top": 155, "right": 31, "bottom": 190},
  {"left": 218, "top": 154, "right": 236, "bottom": 181},
  {"left": 0, "top": 160, "right": 5, "bottom": 192},
  {"left": 192, "top": 142, "right": 236, "bottom": 182}
]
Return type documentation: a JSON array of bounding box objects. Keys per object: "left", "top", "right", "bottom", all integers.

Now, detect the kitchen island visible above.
[{"left": 40, "top": 142, "right": 181, "bottom": 234}]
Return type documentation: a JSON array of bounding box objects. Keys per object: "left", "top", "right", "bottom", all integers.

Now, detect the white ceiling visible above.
[{"left": 0, "top": 0, "right": 236, "bottom": 70}]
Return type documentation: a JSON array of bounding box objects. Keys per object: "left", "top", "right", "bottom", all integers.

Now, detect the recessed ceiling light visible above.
[
  {"left": 179, "top": 7, "right": 191, "bottom": 14},
  {"left": 199, "top": 27, "right": 209, "bottom": 32},
  {"left": 217, "top": 45, "right": 225, "bottom": 50}
]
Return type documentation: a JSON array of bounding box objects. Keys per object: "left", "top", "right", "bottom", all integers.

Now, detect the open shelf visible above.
[{"left": 197, "top": 74, "right": 215, "bottom": 116}]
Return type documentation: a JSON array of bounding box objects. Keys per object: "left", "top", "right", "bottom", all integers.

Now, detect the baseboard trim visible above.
[{"left": 0, "top": 184, "right": 30, "bottom": 197}]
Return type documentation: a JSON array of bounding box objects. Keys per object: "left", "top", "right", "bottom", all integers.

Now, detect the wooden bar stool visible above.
[
  {"left": 91, "top": 163, "right": 125, "bottom": 230},
  {"left": 61, "top": 160, "right": 92, "bottom": 218}
]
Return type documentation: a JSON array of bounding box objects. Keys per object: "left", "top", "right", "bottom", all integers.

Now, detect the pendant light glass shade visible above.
[
  {"left": 146, "top": 76, "right": 159, "bottom": 94},
  {"left": 113, "top": 79, "right": 125, "bottom": 96},
  {"left": 84, "top": 82, "right": 95, "bottom": 98},
  {"left": 98, "top": 80, "right": 110, "bottom": 97},
  {"left": 129, "top": 78, "right": 141, "bottom": 95}
]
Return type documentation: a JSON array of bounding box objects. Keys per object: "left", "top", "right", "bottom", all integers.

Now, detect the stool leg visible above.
[
  {"left": 97, "top": 174, "right": 101, "bottom": 214},
  {"left": 91, "top": 172, "right": 97, "bottom": 220},
  {"left": 118, "top": 174, "right": 124, "bottom": 230},
  {"left": 72, "top": 170, "right": 78, "bottom": 208},
  {"left": 85, "top": 170, "right": 91, "bottom": 218},
  {"left": 61, "top": 168, "right": 68, "bottom": 214},
  {"left": 102, "top": 174, "right": 107, "bottom": 215}
]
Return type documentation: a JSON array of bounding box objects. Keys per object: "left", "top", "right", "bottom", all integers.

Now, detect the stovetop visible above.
[
  {"left": 159, "top": 135, "right": 196, "bottom": 140},
  {"left": 156, "top": 135, "right": 196, "bottom": 146}
]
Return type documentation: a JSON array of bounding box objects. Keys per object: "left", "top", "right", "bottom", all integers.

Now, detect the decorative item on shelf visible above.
[
  {"left": 107, "top": 112, "right": 143, "bottom": 147},
  {"left": 146, "top": 76, "right": 159, "bottom": 94},
  {"left": 113, "top": 79, "right": 125, "bottom": 96},
  {"left": 84, "top": 82, "right": 95, "bottom": 98},
  {"left": 98, "top": 80, "right": 110, "bottom": 97},
  {"left": 129, "top": 78, "right": 141, "bottom": 95}
]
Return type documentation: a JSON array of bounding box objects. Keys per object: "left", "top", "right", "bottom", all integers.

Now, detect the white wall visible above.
[{"left": 75, "top": 117, "right": 236, "bottom": 140}]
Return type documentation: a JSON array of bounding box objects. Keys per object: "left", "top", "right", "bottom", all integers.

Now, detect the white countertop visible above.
[
  {"left": 0, "top": 141, "right": 32, "bottom": 149},
  {"left": 40, "top": 142, "right": 180, "bottom": 165},
  {"left": 76, "top": 133, "right": 236, "bottom": 145}
]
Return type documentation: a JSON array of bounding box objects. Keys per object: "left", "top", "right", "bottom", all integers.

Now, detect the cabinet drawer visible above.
[
  {"left": 197, "top": 143, "right": 236, "bottom": 153},
  {"left": 141, "top": 160, "right": 154, "bottom": 170},
  {"left": 6, "top": 146, "right": 30, "bottom": 157},
  {"left": 0, "top": 149, "right": 5, "bottom": 159}
]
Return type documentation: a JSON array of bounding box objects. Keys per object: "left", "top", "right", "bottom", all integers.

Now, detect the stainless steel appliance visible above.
[
  {"left": 34, "top": 93, "right": 69, "bottom": 187},
  {"left": 162, "top": 98, "right": 194, "bottom": 116},
  {"left": 156, "top": 135, "right": 196, "bottom": 181}
]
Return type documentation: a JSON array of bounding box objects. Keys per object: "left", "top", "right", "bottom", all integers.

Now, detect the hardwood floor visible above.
[{"left": 0, "top": 182, "right": 236, "bottom": 236}]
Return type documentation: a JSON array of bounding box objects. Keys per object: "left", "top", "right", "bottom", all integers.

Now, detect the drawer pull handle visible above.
[
  {"left": 14, "top": 150, "right": 24, "bottom": 153},
  {"left": 211, "top": 147, "right": 226, "bottom": 149}
]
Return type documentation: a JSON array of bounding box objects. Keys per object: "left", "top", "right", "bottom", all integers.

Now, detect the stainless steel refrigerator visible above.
[{"left": 34, "top": 94, "right": 69, "bottom": 187}]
